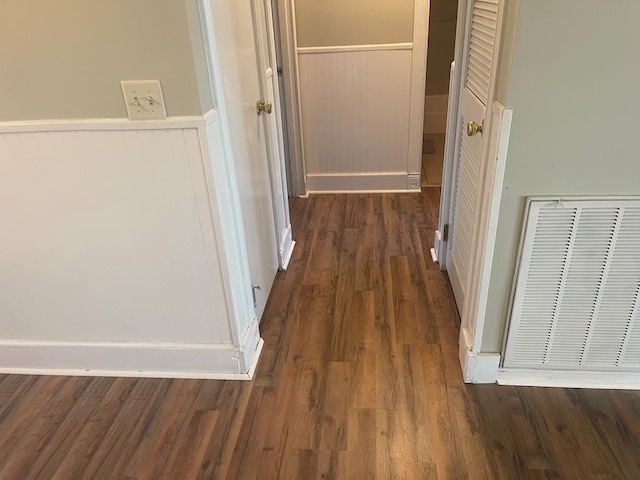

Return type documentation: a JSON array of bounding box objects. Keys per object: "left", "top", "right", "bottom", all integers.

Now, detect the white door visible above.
[
  {"left": 206, "top": 0, "right": 279, "bottom": 320},
  {"left": 446, "top": 0, "right": 501, "bottom": 312},
  {"left": 253, "top": 0, "right": 295, "bottom": 269}
]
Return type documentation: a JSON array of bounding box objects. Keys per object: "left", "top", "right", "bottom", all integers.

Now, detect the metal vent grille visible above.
[
  {"left": 465, "top": 0, "right": 499, "bottom": 105},
  {"left": 504, "top": 198, "right": 640, "bottom": 371}
]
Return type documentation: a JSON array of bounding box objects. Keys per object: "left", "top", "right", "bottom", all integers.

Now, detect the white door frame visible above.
[
  {"left": 435, "top": 0, "right": 513, "bottom": 382},
  {"left": 196, "top": 0, "right": 260, "bottom": 345},
  {"left": 273, "top": 0, "right": 307, "bottom": 197},
  {"left": 433, "top": 0, "right": 471, "bottom": 269},
  {"left": 407, "top": 0, "right": 431, "bottom": 184},
  {"left": 197, "top": 0, "right": 293, "bottom": 307},
  {"left": 253, "top": 0, "right": 296, "bottom": 269}
]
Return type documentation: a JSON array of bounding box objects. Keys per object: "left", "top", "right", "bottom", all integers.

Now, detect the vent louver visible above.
[
  {"left": 465, "top": 0, "right": 499, "bottom": 105},
  {"left": 504, "top": 198, "right": 640, "bottom": 371}
]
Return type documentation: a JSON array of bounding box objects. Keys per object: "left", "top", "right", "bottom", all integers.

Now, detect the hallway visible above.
[{"left": 0, "top": 190, "right": 639, "bottom": 479}]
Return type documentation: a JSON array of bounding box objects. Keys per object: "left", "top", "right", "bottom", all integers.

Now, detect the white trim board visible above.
[
  {"left": 279, "top": 224, "right": 296, "bottom": 271},
  {"left": 275, "top": 0, "right": 307, "bottom": 196},
  {"left": 0, "top": 115, "right": 207, "bottom": 133},
  {"left": 498, "top": 368, "right": 640, "bottom": 390},
  {"left": 469, "top": 103, "right": 513, "bottom": 352},
  {"left": 297, "top": 43, "right": 413, "bottom": 54},
  {"left": 459, "top": 325, "right": 500, "bottom": 383},
  {"left": 0, "top": 337, "right": 263, "bottom": 380},
  {"left": 306, "top": 172, "right": 413, "bottom": 193},
  {"left": 406, "top": 0, "right": 430, "bottom": 176}
]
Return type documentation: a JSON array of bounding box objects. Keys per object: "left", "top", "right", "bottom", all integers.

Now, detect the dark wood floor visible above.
[{"left": 1, "top": 190, "right": 640, "bottom": 479}]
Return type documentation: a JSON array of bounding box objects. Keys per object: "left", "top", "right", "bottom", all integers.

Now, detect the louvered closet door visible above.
[{"left": 447, "top": 0, "right": 500, "bottom": 312}]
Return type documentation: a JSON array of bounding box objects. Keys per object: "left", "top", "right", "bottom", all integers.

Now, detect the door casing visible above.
[
  {"left": 436, "top": 0, "right": 514, "bottom": 379},
  {"left": 197, "top": 0, "right": 288, "bottom": 322}
]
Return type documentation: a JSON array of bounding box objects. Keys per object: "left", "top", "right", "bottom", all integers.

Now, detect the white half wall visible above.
[
  {"left": 298, "top": 46, "right": 416, "bottom": 192},
  {"left": 0, "top": 113, "right": 262, "bottom": 378}
]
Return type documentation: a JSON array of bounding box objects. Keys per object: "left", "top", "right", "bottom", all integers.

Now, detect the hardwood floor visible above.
[{"left": 1, "top": 190, "right": 640, "bottom": 479}]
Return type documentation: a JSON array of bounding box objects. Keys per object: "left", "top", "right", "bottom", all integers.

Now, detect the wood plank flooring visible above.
[{"left": 1, "top": 190, "right": 640, "bottom": 479}]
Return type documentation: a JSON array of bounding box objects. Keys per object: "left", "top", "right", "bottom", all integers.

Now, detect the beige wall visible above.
[
  {"left": 426, "top": 0, "right": 457, "bottom": 92},
  {"left": 481, "top": 0, "right": 640, "bottom": 351},
  {"left": 493, "top": 0, "right": 519, "bottom": 104},
  {"left": 295, "top": 0, "right": 415, "bottom": 47},
  {"left": 0, "top": 0, "right": 212, "bottom": 121}
]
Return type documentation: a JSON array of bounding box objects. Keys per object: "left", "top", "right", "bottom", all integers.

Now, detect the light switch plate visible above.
[{"left": 120, "top": 80, "right": 167, "bottom": 120}]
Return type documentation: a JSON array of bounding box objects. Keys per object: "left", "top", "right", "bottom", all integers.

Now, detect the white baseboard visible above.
[
  {"left": 407, "top": 173, "right": 421, "bottom": 191},
  {"left": 279, "top": 224, "right": 295, "bottom": 271},
  {"left": 297, "top": 43, "right": 413, "bottom": 55},
  {"left": 458, "top": 331, "right": 500, "bottom": 384},
  {"left": 0, "top": 331, "right": 264, "bottom": 380},
  {"left": 498, "top": 368, "right": 640, "bottom": 390},
  {"left": 306, "top": 172, "right": 414, "bottom": 193},
  {"left": 280, "top": 240, "right": 296, "bottom": 271}
]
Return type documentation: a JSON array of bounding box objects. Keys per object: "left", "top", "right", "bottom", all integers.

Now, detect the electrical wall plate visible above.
[{"left": 120, "top": 80, "right": 167, "bottom": 120}]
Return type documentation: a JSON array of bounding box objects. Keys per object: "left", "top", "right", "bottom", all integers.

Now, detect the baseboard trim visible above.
[
  {"left": 280, "top": 241, "right": 296, "bottom": 271},
  {"left": 298, "top": 43, "right": 413, "bottom": 55},
  {"left": 407, "top": 173, "right": 421, "bottom": 191},
  {"left": 0, "top": 334, "right": 263, "bottom": 380},
  {"left": 498, "top": 368, "right": 640, "bottom": 390},
  {"left": 458, "top": 330, "right": 500, "bottom": 384},
  {"left": 306, "top": 172, "right": 414, "bottom": 193}
]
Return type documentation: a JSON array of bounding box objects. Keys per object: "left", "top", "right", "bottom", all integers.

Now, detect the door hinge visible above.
[
  {"left": 443, "top": 224, "right": 449, "bottom": 242},
  {"left": 251, "top": 285, "right": 261, "bottom": 308}
]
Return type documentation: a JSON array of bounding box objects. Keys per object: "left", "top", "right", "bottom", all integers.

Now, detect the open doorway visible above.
[{"left": 421, "top": 0, "right": 458, "bottom": 188}]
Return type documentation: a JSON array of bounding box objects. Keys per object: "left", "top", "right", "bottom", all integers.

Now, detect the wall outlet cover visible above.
[{"left": 121, "top": 80, "right": 167, "bottom": 120}]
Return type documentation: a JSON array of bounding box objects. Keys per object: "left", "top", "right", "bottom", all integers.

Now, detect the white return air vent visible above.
[{"left": 503, "top": 197, "right": 640, "bottom": 372}]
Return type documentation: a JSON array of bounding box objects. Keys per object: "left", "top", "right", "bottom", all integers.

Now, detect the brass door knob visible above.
[
  {"left": 467, "top": 120, "right": 484, "bottom": 136},
  {"left": 256, "top": 100, "right": 273, "bottom": 115}
]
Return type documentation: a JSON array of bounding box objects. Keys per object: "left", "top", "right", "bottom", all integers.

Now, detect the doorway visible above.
[
  {"left": 271, "top": 0, "right": 510, "bottom": 380},
  {"left": 421, "top": 0, "right": 459, "bottom": 189}
]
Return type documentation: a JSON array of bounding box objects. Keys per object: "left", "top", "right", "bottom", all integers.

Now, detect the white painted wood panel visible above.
[
  {"left": 504, "top": 197, "right": 640, "bottom": 373},
  {"left": 298, "top": 49, "right": 413, "bottom": 190},
  {"left": 0, "top": 116, "right": 263, "bottom": 377},
  {"left": 0, "top": 127, "right": 229, "bottom": 343}
]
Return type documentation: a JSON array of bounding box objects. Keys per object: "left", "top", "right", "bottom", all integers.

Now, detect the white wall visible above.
[
  {"left": 299, "top": 48, "right": 414, "bottom": 191},
  {"left": 294, "top": 0, "right": 424, "bottom": 192},
  {"left": 0, "top": 1, "right": 269, "bottom": 378},
  {"left": 482, "top": 0, "right": 640, "bottom": 352},
  {"left": 0, "top": 116, "right": 262, "bottom": 378}
]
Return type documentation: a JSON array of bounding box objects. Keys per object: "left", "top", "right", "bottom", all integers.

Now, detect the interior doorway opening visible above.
[{"left": 421, "top": 0, "right": 459, "bottom": 189}]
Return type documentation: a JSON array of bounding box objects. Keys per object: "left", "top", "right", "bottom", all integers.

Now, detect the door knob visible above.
[
  {"left": 256, "top": 100, "right": 273, "bottom": 115},
  {"left": 467, "top": 120, "right": 484, "bottom": 136}
]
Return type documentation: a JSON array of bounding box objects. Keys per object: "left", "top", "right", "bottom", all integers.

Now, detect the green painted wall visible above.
[
  {"left": 295, "top": 0, "right": 415, "bottom": 47},
  {"left": 0, "top": 0, "right": 212, "bottom": 121},
  {"left": 482, "top": 0, "right": 640, "bottom": 352}
]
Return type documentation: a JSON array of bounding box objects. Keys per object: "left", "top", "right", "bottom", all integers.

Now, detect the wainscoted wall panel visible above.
[
  {"left": 0, "top": 115, "right": 262, "bottom": 378},
  {"left": 0, "top": 127, "right": 226, "bottom": 343},
  {"left": 298, "top": 47, "right": 414, "bottom": 191}
]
